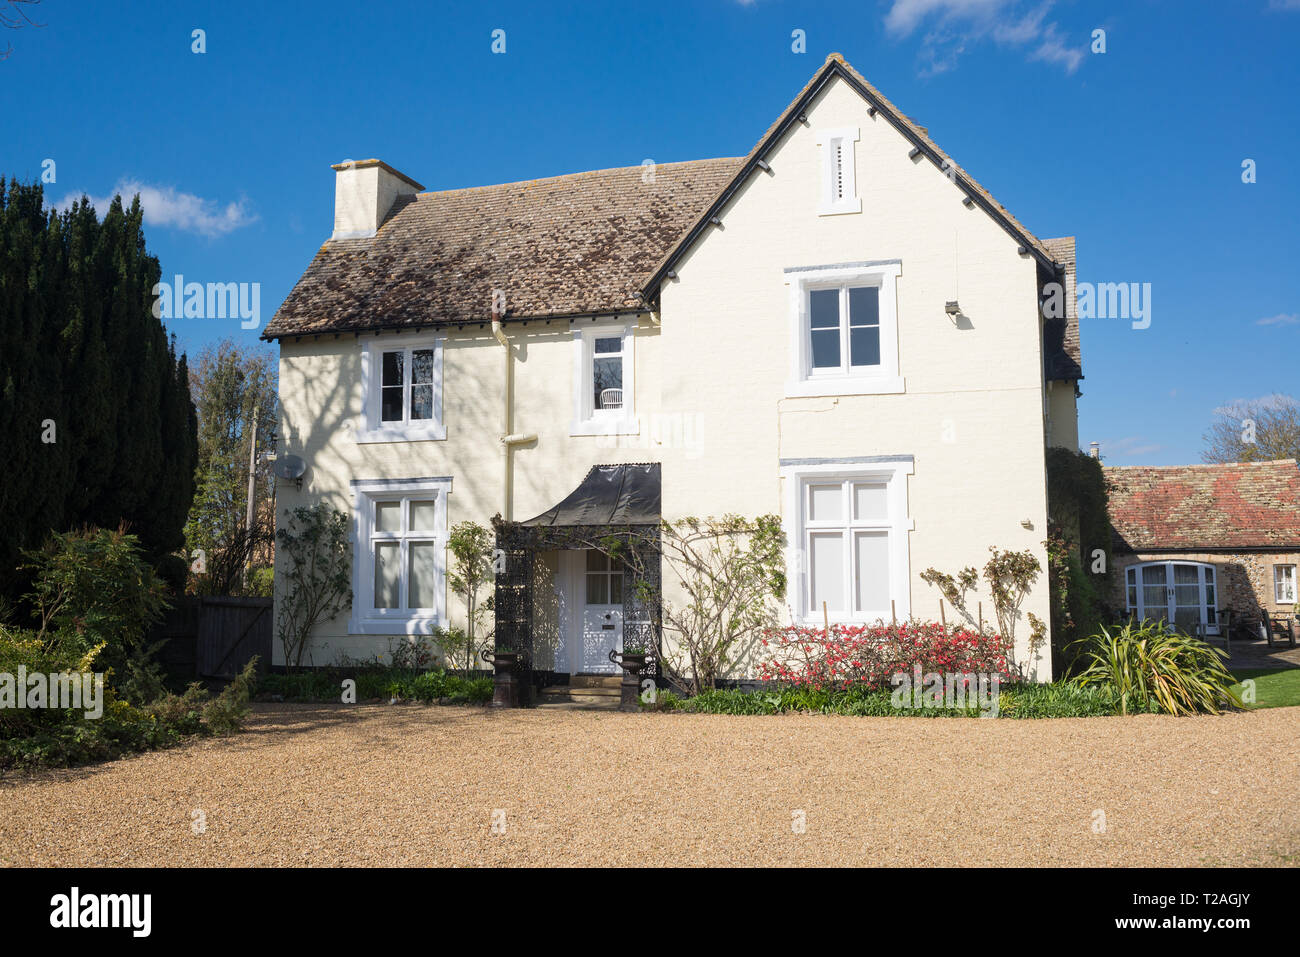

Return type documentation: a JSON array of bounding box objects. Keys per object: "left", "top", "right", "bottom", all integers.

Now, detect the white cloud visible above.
[
  {"left": 52, "top": 180, "right": 256, "bottom": 238},
  {"left": 884, "top": 0, "right": 1085, "bottom": 75},
  {"left": 1257, "top": 312, "right": 1299, "bottom": 326},
  {"left": 1027, "top": 22, "right": 1085, "bottom": 72},
  {"left": 885, "top": 0, "right": 1008, "bottom": 36},
  {"left": 1268, "top": 0, "right": 1300, "bottom": 11}
]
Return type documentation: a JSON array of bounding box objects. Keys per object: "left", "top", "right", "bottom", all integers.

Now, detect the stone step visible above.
[
  {"left": 569, "top": 675, "right": 622, "bottom": 689},
  {"left": 539, "top": 685, "right": 620, "bottom": 699},
  {"left": 536, "top": 686, "right": 621, "bottom": 710}
]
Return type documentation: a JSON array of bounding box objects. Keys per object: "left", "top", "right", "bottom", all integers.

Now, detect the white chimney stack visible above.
[
  {"left": 330, "top": 159, "right": 425, "bottom": 240},
  {"left": 1089, "top": 441, "right": 1101, "bottom": 459}
]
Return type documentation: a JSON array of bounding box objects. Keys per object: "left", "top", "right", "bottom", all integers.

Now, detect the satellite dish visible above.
[{"left": 273, "top": 454, "right": 307, "bottom": 483}]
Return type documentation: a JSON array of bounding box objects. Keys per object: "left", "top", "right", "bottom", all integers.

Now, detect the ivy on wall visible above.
[{"left": 1044, "top": 448, "right": 1115, "bottom": 677}]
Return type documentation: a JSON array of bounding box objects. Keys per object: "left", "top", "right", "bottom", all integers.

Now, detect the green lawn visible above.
[{"left": 1230, "top": 668, "right": 1300, "bottom": 709}]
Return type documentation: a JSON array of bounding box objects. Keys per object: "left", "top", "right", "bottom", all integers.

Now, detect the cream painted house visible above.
[{"left": 263, "top": 55, "right": 1083, "bottom": 693}]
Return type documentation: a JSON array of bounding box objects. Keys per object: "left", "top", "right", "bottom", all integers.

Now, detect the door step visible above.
[
  {"left": 537, "top": 681, "right": 621, "bottom": 709},
  {"left": 569, "top": 675, "right": 621, "bottom": 690}
]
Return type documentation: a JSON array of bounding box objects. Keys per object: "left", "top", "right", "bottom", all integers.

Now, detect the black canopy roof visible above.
[{"left": 523, "top": 464, "right": 661, "bottom": 527}]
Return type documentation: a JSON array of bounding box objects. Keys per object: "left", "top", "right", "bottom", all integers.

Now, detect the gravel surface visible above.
[{"left": 1, "top": 703, "right": 1297, "bottom": 867}]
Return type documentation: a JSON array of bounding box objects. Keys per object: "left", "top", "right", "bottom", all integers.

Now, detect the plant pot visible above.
[{"left": 612, "top": 651, "right": 648, "bottom": 711}]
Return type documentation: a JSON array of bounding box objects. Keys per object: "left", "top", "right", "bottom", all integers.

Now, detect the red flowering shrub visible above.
[{"left": 757, "top": 620, "right": 1015, "bottom": 690}]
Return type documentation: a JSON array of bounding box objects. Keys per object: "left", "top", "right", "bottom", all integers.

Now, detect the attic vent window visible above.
[{"left": 817, "top": 127, "right": 861, "bottom": 216}]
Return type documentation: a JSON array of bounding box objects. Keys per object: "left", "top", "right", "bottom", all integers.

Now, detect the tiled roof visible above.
[
  {"left": 1041, "top": 236, "right": 1082, "bottom": 380},
  {"left": 262, "top": 158, "right": 741, "bottom": 338},
  {"left": 1105, "top": 460, "right": 1300, "bottom": 551}
]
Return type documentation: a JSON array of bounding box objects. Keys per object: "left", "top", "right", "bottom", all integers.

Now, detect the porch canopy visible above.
[
  {"left": 524, "top": 463, "right": 661, "bottom": 527},
  {"left": 492, "top": 464, "right": 663, "bottom": 702}
]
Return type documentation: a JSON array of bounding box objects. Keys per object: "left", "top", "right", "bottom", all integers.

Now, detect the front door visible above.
[{"left": 578, "top": 550, "right": 622, "bottom": 673}]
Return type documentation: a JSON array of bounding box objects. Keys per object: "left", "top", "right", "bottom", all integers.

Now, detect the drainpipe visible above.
[{"left": 491, "top": 309, "right": 537, "bottom": 520}]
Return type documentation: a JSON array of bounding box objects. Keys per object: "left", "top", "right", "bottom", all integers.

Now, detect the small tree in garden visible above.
[
  {"left": 921, "top": 546, "right": 1045, "bottom": 676},
  {"left": 276, "top": 504, "right": 351, "bottom": 672},
  {"left": 447, "top": 521, "right": 494, "bottom": 671},
  {"left": 659, "top": 514, "right": 786, "bottom": 695},
  {"left": 983, "top": 547, "right": 1046, "bottom": 667}
]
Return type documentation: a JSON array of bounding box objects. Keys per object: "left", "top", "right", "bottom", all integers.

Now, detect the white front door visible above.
[{"left": 578, "top": 549, "right": 622, "bottom": 673}]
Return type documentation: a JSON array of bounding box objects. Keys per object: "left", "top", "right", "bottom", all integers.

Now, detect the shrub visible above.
[
  {"left": 996, "top": 681, "right": 1121, "bottom": 718},
  {"left": 260, "top": 666, "right": 492, "bottom": 705},
  {"left": 200, "top": 659, "right": 257, "bottom": 733},
  {"left": 0, "top": 625, "right": 103, "bottom": 740},
  {"left": 22, "top": 526, "right": 171, "bottom": 703},
  {"left": 0, "top": 625, "right": 256, "bottom": 771},
  {"left": 146, "top": 682, "right": 209, "bottom": 736},
  {"left": 659, "top": 514, "right": 787, "bottom": 694},
  {"left": 1070, "top": 619, "right": 1242, "bottom": 715},
  {"left": 758, "top": 620, "right": 1014, "bottom": 691}
]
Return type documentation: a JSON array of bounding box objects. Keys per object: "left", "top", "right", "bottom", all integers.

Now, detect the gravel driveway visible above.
[{"left": 1, "top": 703, "right": 1296, "bottom": 867}]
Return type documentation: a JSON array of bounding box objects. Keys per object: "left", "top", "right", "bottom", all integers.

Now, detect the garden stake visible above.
[
  {"left": 939, "top": 599, "right": 946, "bottom": 627},
  {"left": 891, "top": 600, "right": 896, "bottom": 627},
  {"left": 978, "top": 602, "right": 983, "bottom": 634},
  {"left": 823, "top": 601, "right": 830, "bottom": 639}
]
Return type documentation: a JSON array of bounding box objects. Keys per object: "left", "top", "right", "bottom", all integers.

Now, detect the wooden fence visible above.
[{"left": 153, "top": 596, "right": 273, "bottom": 683}]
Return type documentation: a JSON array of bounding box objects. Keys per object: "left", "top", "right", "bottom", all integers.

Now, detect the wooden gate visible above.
[{"left": 195, "top": 596, "right": 273, "bottom": 679}]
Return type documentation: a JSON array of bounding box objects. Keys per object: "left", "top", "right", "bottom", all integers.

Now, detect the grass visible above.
[{"left": 1229, "top": 668, "right": 1300, "bottom": 709}]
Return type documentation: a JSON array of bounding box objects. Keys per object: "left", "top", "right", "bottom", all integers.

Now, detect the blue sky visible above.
[{"left": 5, "top": 0, "right": 1297, "bottom": 465}]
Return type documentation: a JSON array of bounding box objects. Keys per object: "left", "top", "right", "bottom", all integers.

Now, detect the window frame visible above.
[
  {"left": 1275, "top": 563, "right": 1297, "bottom": 605},
  {"left": 816, "top": 127, "right": 861, "bottom": 216},
  {"left": 786, "top": 261, "right": 903, "bottom": 397},
  {"left": 570, "top": 319, "right": 638, "bottom": 436},
  {"left": 358, "top": 334, "right": 446, "bottom": 443},
  {"left": 780, "top": 458, "right": 913, "bottom": 625},
  {"left": 349, "top": 477, "right": 452, "bottom": 635}
]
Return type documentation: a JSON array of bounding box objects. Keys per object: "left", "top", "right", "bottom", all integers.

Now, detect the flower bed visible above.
[{"left": 758, "top": 620, "right": 1016, "bottom": 690}]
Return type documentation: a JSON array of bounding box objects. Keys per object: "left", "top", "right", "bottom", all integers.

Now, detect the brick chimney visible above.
[{"left": 330, "top": 159, "right": 425, "bottom": 240}]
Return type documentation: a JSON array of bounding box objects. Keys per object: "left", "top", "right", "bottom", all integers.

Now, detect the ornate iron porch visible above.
[{"left": 492, "top": 463, "right": 663, "bottom": 707}]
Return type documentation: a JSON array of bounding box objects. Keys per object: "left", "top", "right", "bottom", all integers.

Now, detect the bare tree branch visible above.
[{"left": 1, "top": 1, "right": 44, "bottom": 60}]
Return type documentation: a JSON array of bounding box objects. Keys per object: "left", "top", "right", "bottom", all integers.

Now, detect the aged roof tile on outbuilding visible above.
[{"left": 1105, "top": 460, "right": 1300, "bottom": 552}]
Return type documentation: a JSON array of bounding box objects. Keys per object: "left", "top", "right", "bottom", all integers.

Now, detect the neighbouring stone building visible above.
[{"left": 1104, "top": 460, "right": 1300, "bottom": 635}]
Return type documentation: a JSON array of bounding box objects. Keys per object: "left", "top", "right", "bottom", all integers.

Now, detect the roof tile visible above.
[
  {"left": 1105, "top": 460, "right": 1300, "bottom": 551},
  {"left": 263, "top": 158, "right": 741, "bottom": 338}
]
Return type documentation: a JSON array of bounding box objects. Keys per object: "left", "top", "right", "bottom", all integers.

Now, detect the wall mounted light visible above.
[{"left": 945, "top": 300, "right": 961, "bottom": 317}]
